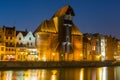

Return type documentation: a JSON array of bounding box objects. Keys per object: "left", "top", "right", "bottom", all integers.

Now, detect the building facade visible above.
[
  {"left": 0, "top": 26, "right": 37, "bottom": 61},
  {"left": 83, "top": 33, "right": 118, "bottom": 61},
  {"left": 0, "top": 27, "right": 5, "bottom": 60},
  {"left": 16, "top": 30, "right": 37, "bottom": 61},
  {"left": 2, "top": 26, "right": 16, "bottom": 60}
]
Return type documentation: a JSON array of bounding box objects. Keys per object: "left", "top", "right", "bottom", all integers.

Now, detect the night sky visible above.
[{"left": 0, "top": 0, "right": 120, "bottom": 38}]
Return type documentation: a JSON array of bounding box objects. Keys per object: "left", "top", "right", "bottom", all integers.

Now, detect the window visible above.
[
  {"left": 6, "top": 42, "right": 8, "bottom": 46},
  {"left": 10, "top": 37, "right": 12, "bottom": 40},
  {"left": 12, "top": 49, "right": 14, "bottom": 51},
  {"left": 19, "top": 37, "right": 21, "bottom": 40},
  {"left": 1, "top": 47, "right": 4, "bottom": 51},
  {"left": 16, "top": 42, "right": 19, "bottom": 45},
  {"left": 8, "top": 30, "right": 12, "bottom": 34},
  {"left": 6, "top": 37, "right": 8, "bottom": 39},
  {"left": 27, "top": 42, "right": 29, "bottom": 46},
  {"left": 29, "top": 37, "right": 31, "bottom": 40},
  {"left": 10, "top": 43, "right": 12, "bottom": 46}
]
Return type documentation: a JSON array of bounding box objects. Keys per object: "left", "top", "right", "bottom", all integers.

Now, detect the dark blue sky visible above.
[{"left": 0, "top": 0, "right": 120, "bottom": 38}]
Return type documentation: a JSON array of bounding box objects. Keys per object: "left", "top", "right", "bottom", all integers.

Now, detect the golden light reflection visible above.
[
  {"left": 97, "top": 67, "right": 107, "bottom": 80},
  {"left": 51, "top": 75, "right": 56, "bottom": 80},
  {"left": 79, "top": 68, "right": 84, "bottom": 80},
  {"left": 97, "top": 68, "right": 102, "bottom": 80},
  {"left": 51, "top": 70, "right": 57, "bottom": 80},
  {"left": 51, "top": 70, "right": 57, "bottom": 75},
  {"left": 102, "top": 67, "right": 107, "bottom": 80}
]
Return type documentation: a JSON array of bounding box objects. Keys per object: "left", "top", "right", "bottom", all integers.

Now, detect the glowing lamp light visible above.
[
  {"left": 42, "top": 56, "right": 46, "bottom": 61},
  {"left": 80, "top": 54, "right": 83, "bottom": 57},
  {"left": 52, "top": 53, "right": 55, "bottom": 56}
]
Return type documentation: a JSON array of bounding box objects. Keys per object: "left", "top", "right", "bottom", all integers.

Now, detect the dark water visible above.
[{"left": 0, "top": 67, "right": 120, "bottom": 80}]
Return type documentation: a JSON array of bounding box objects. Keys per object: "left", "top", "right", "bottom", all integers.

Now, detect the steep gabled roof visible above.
[
  {"left": 34, "top": 20, "right": 57, "bottom": 33},
  {"left": 52, "top": 5, "right": 75, "bottom": 18},
  {"left": 72, "top": 24, "right": 82, "bottom": 35},
  {"left": 16, "top": 31, "right": 28, "bottom": 36}
]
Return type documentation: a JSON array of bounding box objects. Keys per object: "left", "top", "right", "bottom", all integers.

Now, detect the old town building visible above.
[
  {"left": 16, "top": 30, "right": 28, "bottom": 61},
  {"left": 83, "top": 33, "right": 118, "bottom": 61},
  {"left": 83, "top": 33, "right": 101, "bottom": 61},
  {"left": 105, "top": 35, "right": 118, "bottom": 60},
  {"left": 16, "top": 30, "right": 37, "bottom": 61},
  {"left": 2, "top": 26, "right": 16, "bottom": 60},
  {"left": 0, "top": 27, "right": 5, "bottom": 60}
]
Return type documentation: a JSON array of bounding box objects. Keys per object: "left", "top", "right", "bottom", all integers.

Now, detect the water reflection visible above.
[{"left": 0, "top": 67, "right": 119, "bottom": 80}]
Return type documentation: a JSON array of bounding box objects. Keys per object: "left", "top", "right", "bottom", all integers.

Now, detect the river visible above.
[{"left": 0, "top": 66, "right": 120, "bottom": 80}]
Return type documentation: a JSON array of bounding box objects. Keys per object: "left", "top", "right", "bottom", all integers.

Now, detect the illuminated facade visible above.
[
  {"left": 16, "top": 30, "right": 38, "bottom": 61},
  {"left": 83, "top": 33, "right": 118, "bottom": 61},
  {"left": 83, "top": 33, "right": 92, "bottom": 60},
  {"left": 117, "top": 40, "right": 120, "bottom": 54},
  {"left": 115, "top": 40, "right": 120, "bottom": 60},
  {"left": 2, "top": 26, "right": 16, "bottom": 60},
  {"left": 105, "top": 36, "right": 118, "bottom": 60},
  {"left": 0, "top": 5, "right": 119, "bottom": 61},
  {"left": 83, "top": 33, "right": 101, "bottom": 61},
  {"left": 0, "top": 26, "right": 38, "bottom": 61},
  {"left": 0, "top": 27, "right": 5, "bottom": 60},
  {"left": 16, "top": 30, "right": 28, "bottom": 61},
  {"left": 34, "top": 5, "right": 83, "bottom": 61}
]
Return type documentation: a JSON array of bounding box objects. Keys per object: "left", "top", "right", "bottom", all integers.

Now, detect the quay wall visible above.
[{"left": 0, "top": 61, "right": 119, "bottom": 69}]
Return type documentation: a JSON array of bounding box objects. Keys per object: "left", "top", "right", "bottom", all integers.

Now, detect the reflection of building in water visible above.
[
  {"left": 59, "top": 69, "right": 65, "bottom": 80},
  {"left": 114, "top": 67, "right": 120, "bottom": 80},
  {"left": 34, "top": 5, "right": 83, "bottom": 61}
]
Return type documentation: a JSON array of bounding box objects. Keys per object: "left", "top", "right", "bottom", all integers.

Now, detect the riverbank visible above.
[{"left": 0, "top": 61, "right": 119, "bottom": 69}]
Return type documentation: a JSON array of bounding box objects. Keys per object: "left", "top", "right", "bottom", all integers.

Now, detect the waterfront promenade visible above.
[{"left": 0, "top": 60, "right": 120, "bottom": 69}]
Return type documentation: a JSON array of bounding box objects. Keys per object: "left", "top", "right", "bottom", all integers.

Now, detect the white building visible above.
[
  {"left": 101, "top": 36, "right": 106, "bottom": 61},
  {"left": 16, "top": 30, "right": 38, "bottom": 61},
  {"left": 16, "top": 31, "right": 28, "bottom": 61}
]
